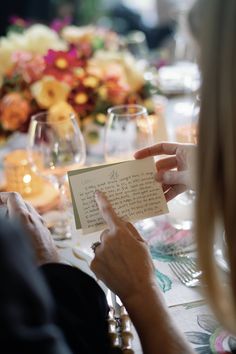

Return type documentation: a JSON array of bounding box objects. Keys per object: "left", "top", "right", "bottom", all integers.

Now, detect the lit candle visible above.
[
  {"left": 153, "top": 95, "right": 168, "bottom": 142},
  {"left": 176, "top": 123, "right": 198, "bottom": 144},
  {"left": 4, "top": 149, "right": 43, "bottom": 197}
]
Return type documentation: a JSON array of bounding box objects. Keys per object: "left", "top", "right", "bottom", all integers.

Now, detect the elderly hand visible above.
[
  {"left": 134, "top": 142, "right": 197, "bottom": 201},
  {"left": 90, "top": 191, "right": 156, "bottom": 304},
  {"left": 0, "top": 192, "right": 59, "bottom": 265}
]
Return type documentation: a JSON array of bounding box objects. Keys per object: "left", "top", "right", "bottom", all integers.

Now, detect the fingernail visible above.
[{"left": 94, "top": 190, "right": 101, "bottom": 199}]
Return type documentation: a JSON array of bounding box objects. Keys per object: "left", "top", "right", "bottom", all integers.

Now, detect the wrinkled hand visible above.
[
  {"left": 134, "top": 142, "right": 196, "bottom": 201},
  {"left": 90, "top": 191, "right": 156, "bottom": 304},
  {"left": 0, "top": 192, "right": 59, "bottom": 265}
]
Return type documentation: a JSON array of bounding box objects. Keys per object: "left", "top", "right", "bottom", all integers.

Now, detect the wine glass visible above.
[
  {"left": 173, "top": 0, "right": 196, "bottom": 62},
  {"left": 168, "top": 95, "right": 200, "bottom": 231},
  {"left": 104, "top": 104, "right": 154, "bottom": 163},
  {"left": 28, "top": 112, "right": 86, "bottom": 240}
]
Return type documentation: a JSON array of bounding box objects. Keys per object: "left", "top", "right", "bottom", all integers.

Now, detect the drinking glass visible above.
[
  {"left": 104, "top": 104, "right": 154, "bottom": 163},
  {"left": 168, "top": 96, "right": 200, "bottom": 231},
  {"left": 28, "top": 112, "right": 86, "bottom": 240}
]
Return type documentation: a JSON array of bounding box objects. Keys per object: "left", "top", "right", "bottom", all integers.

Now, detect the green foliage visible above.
[
  {"left": 7, "top": 25, "right": 25, "bottom": 34},
  {"left": 78, "top": 0, "right": 103, "bottom": 24},
  {"left": 1, "top": 75, "right": 23, "bottom": 94},
  {"left": 92, "top": 37, "right": 105, "bottom": 51}
]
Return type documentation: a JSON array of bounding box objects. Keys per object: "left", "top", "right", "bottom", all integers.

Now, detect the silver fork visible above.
[
  {"left": 168, "top": 259, "right": 202, "bottom": 287},
  {"left": 176, "top": 256, "right": 202, "bottom": 278}
]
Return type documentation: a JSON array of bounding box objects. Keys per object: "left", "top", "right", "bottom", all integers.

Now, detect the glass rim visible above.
[
  {"left": 107, "top": 104, "right": 147, "bottom": 117},
  {"left": 30, "top": 111, "right": 77, "bottom": 125}
]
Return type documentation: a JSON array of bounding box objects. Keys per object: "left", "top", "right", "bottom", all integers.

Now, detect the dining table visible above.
[
  {"left": 0, "top": 93, "right": 235, "bottom": 354},
  {"left": 54, "top": 209, "right": 234, "bottom": 354}
]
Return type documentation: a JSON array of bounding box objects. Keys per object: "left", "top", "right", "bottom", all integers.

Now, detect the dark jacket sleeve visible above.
[
  {"left": 40, "top": 263, "right": 113, "bottom": 354},
  {"left": 0, "top": 219, "right": 72, "bottom": 354}
]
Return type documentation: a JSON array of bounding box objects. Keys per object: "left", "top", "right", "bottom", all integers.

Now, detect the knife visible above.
[
  {"left": 114, "top": 295, "right": 134, "bottom": 354},
  {"left": 106, "top": 290, "right": 122, "bottom": 351}
]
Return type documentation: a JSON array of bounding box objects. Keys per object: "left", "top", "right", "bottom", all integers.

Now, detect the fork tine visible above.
[
  {"left": 171, "top": 262, "right": 192, "bottom": 282},
  {"left": 169, "top": 263, "right": 189, "bottom": 283},
  {"left": 179, "top": 260, "right": 197, "bottom": 277},
  {"left": 169, "top": 262, "right": 200, "bottom": 287},
  {"left": 179, "top": 258, "right": 202, "bottom": 278}
]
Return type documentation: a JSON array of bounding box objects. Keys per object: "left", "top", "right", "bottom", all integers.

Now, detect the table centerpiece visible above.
[{"left": 0, "top": 18, "right": 158, "bottom": 151}]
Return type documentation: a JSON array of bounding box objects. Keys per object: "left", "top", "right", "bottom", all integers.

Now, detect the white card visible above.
[{"left": 69, "top": 157, "right": 168, "bottom": 234}]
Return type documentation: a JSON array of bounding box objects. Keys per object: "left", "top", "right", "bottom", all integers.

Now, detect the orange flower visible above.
[{"left": 0, "top": 93, "right": 30, "bottom": 131}]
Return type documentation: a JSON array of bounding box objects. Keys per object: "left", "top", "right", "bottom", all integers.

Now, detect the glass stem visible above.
[{"left": 52, "top": 175, "right": 72, "bottom": 240}]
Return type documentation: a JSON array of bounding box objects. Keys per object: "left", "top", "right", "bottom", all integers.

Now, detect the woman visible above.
[
  {"left": 91, "top": 0, "right": 236, "bottom": 353},
  {"left": 0, "top": 192, "right": 112, "bottom": 354}
]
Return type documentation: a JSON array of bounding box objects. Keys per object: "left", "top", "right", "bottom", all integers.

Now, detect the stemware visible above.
[
  {"left": 168, "top": 96, "right": 200, "bottom": 231},
  {"left": 104, "top": 104, "right": 154, "bottom": 163},
  {"left": 28, "top": 112, "right": 86, "bottom": 240}
]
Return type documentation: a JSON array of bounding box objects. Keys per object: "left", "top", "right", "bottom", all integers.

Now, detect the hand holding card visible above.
[{"left": 68, "top": 157, "right": 168, "bottom": 234}]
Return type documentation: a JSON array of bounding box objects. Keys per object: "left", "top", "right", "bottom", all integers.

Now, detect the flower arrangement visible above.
[{"left": 0, "top": 20, "right": 156, "bottom": 143}]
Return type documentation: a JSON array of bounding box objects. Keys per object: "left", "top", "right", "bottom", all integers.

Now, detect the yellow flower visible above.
[
  {"left": 74, "top": 67, "right": 85, "bottom": 79},
  {"left": 95, "top": 113, "right": 106, "bottom": 125},
  {"left": 55, "top": 58, "right": 69, "bottom": 70},
  {"left": 83, "top": 76, "right": 99, "bottom": 88},
  {"left": 31, "top": 76, "right": 70, "bottom": 109},
  {"left": 98, "top": 86, "right": 108, "bottom": 100},
  {"left": 74, "top": 93, "right": 88, "bottom": 105},
  {"left": 48, "top": 101, "right": 77, "bottom": 137}
]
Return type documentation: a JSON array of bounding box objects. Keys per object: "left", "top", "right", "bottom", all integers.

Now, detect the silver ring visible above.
[{"left": 91, "top": 241, "right": 101, "bottom": 253}]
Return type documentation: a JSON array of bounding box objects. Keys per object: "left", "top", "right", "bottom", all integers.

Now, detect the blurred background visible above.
[
  {"left": 0, "top": 0, "right": 195, "bottom": 52},
  {"left": 0, "top": 0, "right": 200, "bottom": 231}
]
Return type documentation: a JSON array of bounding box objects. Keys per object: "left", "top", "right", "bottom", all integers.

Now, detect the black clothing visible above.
[
  {"left": 0, "top": 219, "right": 111, "bottom": 354},
  {"left": 41, "top": 264, "right": 111, "bottom": 354}
]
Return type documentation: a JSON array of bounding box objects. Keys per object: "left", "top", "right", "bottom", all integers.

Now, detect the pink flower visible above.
[
  {"left": 50, "top": 17, "right": 72, "bottom": 33},
  {"left": 11, "top": 51, "right": 46, "bottom": 83},
  {"left": 44, "top": 48, "right": 84, "bottom": 84}
]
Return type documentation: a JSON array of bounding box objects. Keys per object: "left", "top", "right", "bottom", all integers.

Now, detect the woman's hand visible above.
[
  {"left": 134, "top": 142, "right": 197, "bottom": 201},
  {"left": 0, "top": 192, "right": 59, "bottom": 265},
  {"left": 90, "top": 191, "right": 156, "bottom": 304},
  {"left": 91, "top": 191, "right": 195, "bottom": 354}
]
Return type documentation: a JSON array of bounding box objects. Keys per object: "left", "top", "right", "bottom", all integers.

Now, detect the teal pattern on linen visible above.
[
  {"left": 138, "top": 217, "right": 196, "bottom": 293},
  {"left": 150, "top": 244, "right": 179, "bottom": 293},
  {"left": 150, "top": 243, "right": 180, "bottom": 262},
  {"left": 155, "top": 269, "right": 172, "bottom": 293}
]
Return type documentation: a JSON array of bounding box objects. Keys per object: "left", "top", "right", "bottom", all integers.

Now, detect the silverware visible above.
[
  {"left": 169, "top": 260, "right": 202, "bottom": 287},
  {"left": 107, "top": 290, "right": 134, "bottom": 353},
  {"left": 115, "top": 296, "right": 134, "bottom": 353},
  {"left": 106, "top": 290, "right": 121, "bottom": 349},
  {"left": 174, "top": 256, "right": 202, "bottom": 278}
]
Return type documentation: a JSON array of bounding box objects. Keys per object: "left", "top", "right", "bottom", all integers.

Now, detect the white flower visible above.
[
  {"left": 0, "top": 25, "right": 67, "bottom": 76},
  {"left": 0, "top": 37, "right": 16, "bottom": 75},
  {"left": 88, "top": 51, "right": 145, "bottom": 92},
  {"left": 23, "top": 25, "right": 67, "bottom": 54},
  {"left": 61, "top": 25, "right": 95, "bottom": 44}
]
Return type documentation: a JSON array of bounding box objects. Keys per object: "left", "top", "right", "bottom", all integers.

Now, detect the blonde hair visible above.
[{"left": 189, "top": 0, "right": 236, "bottom": 333}]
